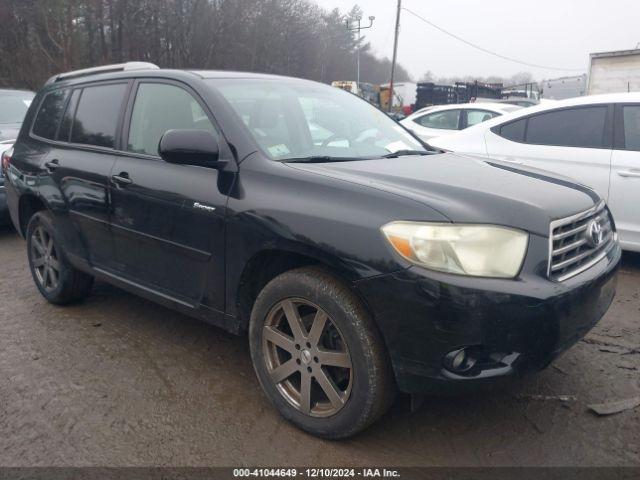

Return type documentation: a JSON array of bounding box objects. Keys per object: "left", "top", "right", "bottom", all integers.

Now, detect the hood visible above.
[
  {"left": 0, "top": 123, "right": 21, "bottom": 142},
  {"left": 287, "top": 153, "right": 599, "bottom": 237}
]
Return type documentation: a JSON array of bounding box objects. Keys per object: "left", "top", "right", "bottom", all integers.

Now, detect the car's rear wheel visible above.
[
  {"left": 249, "top": 267, "right": 395, "bottom": 439},
  {"left": 26, "top": 211, "right": 94, "bottom": 304}
]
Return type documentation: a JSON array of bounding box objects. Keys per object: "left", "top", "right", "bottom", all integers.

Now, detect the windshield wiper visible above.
[
  {"left": 285, "top": 156, "right": 361, "bottom": 164},
  {"left": 285, "top": 150, "right": 432, "bottom": 163},
  {"left": 382, "top": 150, "right": 431, "bottom": 159}
]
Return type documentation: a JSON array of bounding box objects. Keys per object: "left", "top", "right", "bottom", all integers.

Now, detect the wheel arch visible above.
[
  {"left": 232, "top": 248, "right": 374, "bottom": 334},
  {"left": 17, "top": 194, "right": 47, "bottom": 238}
]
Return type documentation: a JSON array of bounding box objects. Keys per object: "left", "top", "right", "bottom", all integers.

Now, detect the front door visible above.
[
  {"left": 109, "top": 80, "right": 230, "bottom": 308},
  {"left": 609, "top": 104, "right": 640, "bottom": 250}
]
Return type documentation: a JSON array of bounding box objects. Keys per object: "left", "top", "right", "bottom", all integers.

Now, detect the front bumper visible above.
[{"left": 356, "top": 235, "right": 621, "bottom": 394}]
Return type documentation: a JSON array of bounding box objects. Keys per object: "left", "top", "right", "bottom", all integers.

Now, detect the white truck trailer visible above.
[
  {"left": 588, "top": 48, "right": 640, "bottom": 95},
  {"left": 542, "top": 74, "right": 587, "bottom": 100}
]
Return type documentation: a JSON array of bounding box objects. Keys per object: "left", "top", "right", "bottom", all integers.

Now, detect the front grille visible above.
[{"left": 549, "top": 201, "right": 616, "bottom": 281}]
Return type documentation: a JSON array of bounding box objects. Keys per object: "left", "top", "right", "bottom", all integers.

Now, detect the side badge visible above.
[{"left": 193, "top": 202, "right": 216, "bottom": 213}]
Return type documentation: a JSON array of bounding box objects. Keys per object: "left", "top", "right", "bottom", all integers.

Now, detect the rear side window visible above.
[
  {"left": 414, "top": 109, "right": 460, "bottom": 130},
  {"left": 58, "top": 89, "right": 81, "bottom": 142},
  {"left": 622, "top": 106, "right": 640, "bottom": 151},
  {"left": 70, "top": 83, "right": 127, "bottom": 148},
  {"left": 526, "top": 106, "right": 607, "bottom": 148},
  {"left": 497, "top": 118, "right": 526, "bottom": 142},
  {"left": 32, "top": 89, "right": 69, "bottom": 140},
  {"left": 466, "top": 109, "right": 498, "bottom": 128}
]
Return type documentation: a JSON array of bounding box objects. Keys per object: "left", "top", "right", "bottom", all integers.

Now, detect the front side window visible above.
[
  {"left": 466, "top": 109, "right": 498, "bottom": 128},
  {"left": 71, "top": 83, "right": 127, "bottom": 148},
  {"left": 127, "top": 83, "right": 216, "bottom": 156},
  {"left": 211, "top": 79, "right": 423, "bottom": 161},
  {"left": 0, "top": 90, "right": 34, "bottom": 124},
  {"left": 525, "top": 106, "right": 607, "bottom": 148},
  {"left": 415, "top": 109, "right": 460, "bottom": 130},
  {"left": 32, "top": 89, "right": 68, "bottom": 140},
  {"left": 622, "top": 105, "right": 640, "bottom": 151}
]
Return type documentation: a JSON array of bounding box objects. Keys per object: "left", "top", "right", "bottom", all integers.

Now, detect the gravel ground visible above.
[{"left": 0, "top": 224, "right": 638, "bottom": 467}]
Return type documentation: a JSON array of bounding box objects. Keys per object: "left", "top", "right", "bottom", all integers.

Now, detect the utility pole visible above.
[
  {"left": 388, "top": 0, "right": 402, "bottom": 112},
  {"left": 346, "top": 14, "right": 375, "bottom": 87}
]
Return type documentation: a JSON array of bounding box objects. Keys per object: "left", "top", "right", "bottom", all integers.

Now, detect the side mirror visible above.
[{"left": 159, "top": 129, "right": 223, "bottom": 168}]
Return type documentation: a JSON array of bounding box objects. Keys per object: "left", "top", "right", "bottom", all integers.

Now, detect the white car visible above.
[
  {"left": 428, "top": 92, "right": 640, "bottom": 252},
  {"left": 400, "top": 103, "right": 522, "bottom": 142}
]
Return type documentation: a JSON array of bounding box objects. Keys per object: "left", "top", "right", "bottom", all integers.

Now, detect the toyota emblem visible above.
[{"left": 586, "top": 219, "right": 604, "bottom": 247}]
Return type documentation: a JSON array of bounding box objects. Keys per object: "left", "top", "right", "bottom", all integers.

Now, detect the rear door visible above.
[
  {"left": 609, "top": 104, "right": 640, "bottom": 250},
  {"left": 109, "top": 80, "right": 229, "bottom": 308},
  {"left": 33, "top": 82, "right": 129, "bottom": 268},
  {"left": 485, "top": 105, "right": 613, "bottom": 199}
]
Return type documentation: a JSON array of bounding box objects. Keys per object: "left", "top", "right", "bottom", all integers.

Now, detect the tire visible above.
[
  {"left": 26, "top": 211, "right": 94, "bottom": 304},
  {"left": 249, "top": 266, "right": 395, "bottom": 439}
]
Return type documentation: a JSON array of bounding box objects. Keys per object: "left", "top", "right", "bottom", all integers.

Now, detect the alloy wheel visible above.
[
  {"left": 262, "top": 298, "right": 353, "bottom": 417},
  {"left": 30, "top": 226, "right": 60, "bottom": 293}
]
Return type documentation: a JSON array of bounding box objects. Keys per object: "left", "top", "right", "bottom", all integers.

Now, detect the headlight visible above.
[{"left": 381, "top": 222, "right": 529, "bottom": 278}]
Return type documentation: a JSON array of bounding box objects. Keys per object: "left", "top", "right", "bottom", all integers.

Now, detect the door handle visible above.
[
  {"left": 617, "top": 169, "right": 640, "bottom": 178},
  {"left": 44, "top": 159, "right": 60, "bottom": 171},
  {"left": 111, "top": 173, "right": 132, "bottom": 186}
]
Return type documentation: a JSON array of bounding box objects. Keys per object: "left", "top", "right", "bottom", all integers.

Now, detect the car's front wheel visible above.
[
  {"left": 26, "top": 211, "right": 94, "bottom": 304},
  {"left": 249, "top": 267, "right": 395, "bottom": 439}
]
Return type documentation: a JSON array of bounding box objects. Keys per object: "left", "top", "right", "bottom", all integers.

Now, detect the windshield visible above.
[
  {"left": 209, "top": 79, "right": 424, "bottom": 161},
  {"left": 0, "top": 91, "right": 34, "bottom": 124}
]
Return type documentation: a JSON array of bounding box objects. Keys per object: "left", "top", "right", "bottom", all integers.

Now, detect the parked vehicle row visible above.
[
  {"left": 0, "top": 89, "right": 35, "bottom": 223},
  {"left": 429, "top": 93, "right": 640, "bottom": 252},
  {"left": 0, "top": 64, "right": 622, "bottom": 439},
  {"left": 400, "top": 102, "right": 521, "bottom": 142},
  {"left": 329, "top": 79, "right": 541, "bottom": 116}
]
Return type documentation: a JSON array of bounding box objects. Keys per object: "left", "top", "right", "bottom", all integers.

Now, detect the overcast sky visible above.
[{"left": 313, "top": 0, "right": 640, "bottom": 81}]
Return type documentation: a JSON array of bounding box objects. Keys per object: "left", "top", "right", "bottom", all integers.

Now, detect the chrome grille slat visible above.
[
  {"left": 553, "top": 223, "right": 589, "bottom": 240},
  {"left": 552, "top": 237, "right": 588, "bottom": 255},
  {"left": 548, "top": 201, "right": 616, "bottom": 281},
  {"left": 552, "top": 219, "right": 612, "bottom": 258},
  {"left": 551, "top": 232, "right": 613, "bottom": 271}
]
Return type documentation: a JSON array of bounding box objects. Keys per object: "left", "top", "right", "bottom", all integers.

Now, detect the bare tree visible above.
[{"left": 0, "top": 0, "right": 412, "bottom": 89}]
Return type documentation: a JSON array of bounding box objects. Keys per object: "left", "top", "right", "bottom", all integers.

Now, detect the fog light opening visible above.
[
  {"left": 443, "top": 347, "right": 477, "bottom": 374},
  {"left": 451, "top": 350, "right": 466, "bottom": 369}
]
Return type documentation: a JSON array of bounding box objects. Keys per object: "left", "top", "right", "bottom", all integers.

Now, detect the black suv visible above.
[{"left": 3, "top": 63, "right": 621, "bottom": 438}]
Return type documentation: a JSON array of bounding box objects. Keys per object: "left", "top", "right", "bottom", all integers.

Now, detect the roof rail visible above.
[{"left": 45, "top": 62, "right": 160, "bottom": 85}]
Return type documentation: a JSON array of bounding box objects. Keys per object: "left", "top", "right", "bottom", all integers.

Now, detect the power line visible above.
[{"left": 402, "top": 7, "right": 584, "bottom": 72}]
